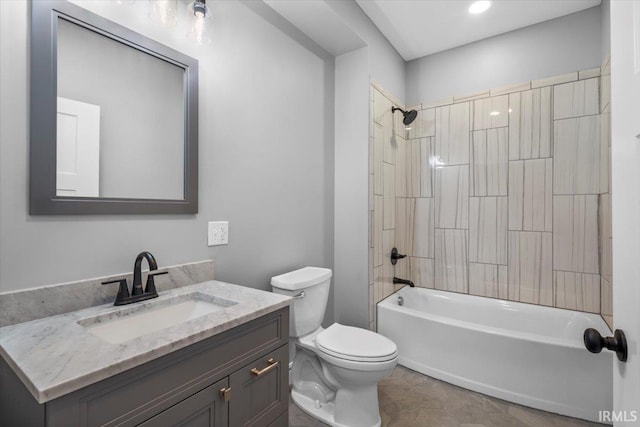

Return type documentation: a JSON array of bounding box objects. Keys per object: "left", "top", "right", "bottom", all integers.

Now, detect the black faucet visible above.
[
  {"left": 132, "top": 251, "right": 158, "bottom": 296},
  {"left": 102, "top": 251, "right": 168, "bottom": 305},
  {"left": 393, "top": 277, "right": 415, "bottom": 287}
]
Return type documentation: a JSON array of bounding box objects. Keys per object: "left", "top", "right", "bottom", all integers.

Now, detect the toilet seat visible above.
[{"left": 315, "top": 323, "right": 398, "bottom": 367}]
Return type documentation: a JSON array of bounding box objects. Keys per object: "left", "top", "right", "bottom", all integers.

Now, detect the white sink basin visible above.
[{"left": 78, "top": 292, "right": 237, "bottom": 344}]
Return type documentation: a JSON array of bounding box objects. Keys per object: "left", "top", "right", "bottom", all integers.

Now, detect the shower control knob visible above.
[
  {"left": 583, "top": 328, "right": 628, "bottom": 362},
  {"left": 390, "top": 247, "right": 406, "bottom": 265}
]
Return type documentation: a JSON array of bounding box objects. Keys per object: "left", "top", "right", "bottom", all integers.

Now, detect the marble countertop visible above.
[{"left": 0, "top": 281, "right": 290, "bottom": 404}]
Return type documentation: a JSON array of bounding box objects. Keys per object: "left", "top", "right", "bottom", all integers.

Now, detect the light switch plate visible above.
[{"left": 208, "top": 221, "right": 228, "bottom": 246}]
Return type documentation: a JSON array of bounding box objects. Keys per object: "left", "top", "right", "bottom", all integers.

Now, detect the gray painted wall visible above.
[
  {"left": 333, "top": 47, "right": 370, "bottom": 329},
  {"left": 0, "top": 0, "right": 334, "bottom": 300},
  {"left": 406, "top": 6, "right": 602, "bottom": 104},
  {"left": 600, "top": 0, "right": 610, "bottom": 59},
  {"left": 328, "top": 0, "right": 406, "bottom": 104},
  {"left": 328, "top": 1, "right": 406, "bottom": 328}
]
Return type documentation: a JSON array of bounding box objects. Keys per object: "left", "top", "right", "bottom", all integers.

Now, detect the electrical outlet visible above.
[{"left": 208, "top": 221, "right": 229, "bottom": 246}]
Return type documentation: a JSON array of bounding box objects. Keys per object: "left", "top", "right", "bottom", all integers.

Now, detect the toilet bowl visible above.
[{"left": 272, "top": 267, "right": 398, "bottom": 427}]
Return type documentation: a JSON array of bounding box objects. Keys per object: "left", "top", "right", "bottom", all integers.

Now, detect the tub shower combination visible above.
[{"left": 377, "top": 287, "right": 612, "bottom": 423}]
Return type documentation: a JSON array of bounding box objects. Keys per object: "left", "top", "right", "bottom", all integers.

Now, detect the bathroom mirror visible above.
[{"left": 30, "top": 1, "right": 198, "bottom": 214}]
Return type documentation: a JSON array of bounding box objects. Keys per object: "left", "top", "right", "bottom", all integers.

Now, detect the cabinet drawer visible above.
[
  {"left": 229, "top": 345, "right": 289, "bottom": 427},
  {"left": 47, "top": 308, "right": 288, "bottom": 427}
]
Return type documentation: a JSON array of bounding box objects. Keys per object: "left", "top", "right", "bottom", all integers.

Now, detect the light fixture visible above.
[
  {"left": 489, "top": 111, "right": 500, "bottom": 116},
  {"left": 148, "top": 0, "right": 213, "bottom": 45},
  {"left": 469, "top": 0, "right": 492, "bottom": 14},
  {"left": 187, "top": 0, "right": 212, "bottom": 45}
]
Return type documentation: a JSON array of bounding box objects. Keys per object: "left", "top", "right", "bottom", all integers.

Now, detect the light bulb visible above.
[
  {"left": 187, "top": 1, "right": 212, "bottom": 45},
  {"left": 469, "top": 1, "right": 492, "bottom": 14}
]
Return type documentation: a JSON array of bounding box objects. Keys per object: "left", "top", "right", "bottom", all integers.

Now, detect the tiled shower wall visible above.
[{"left": 369, "top": 60, "right": 613, "bottom": 331}]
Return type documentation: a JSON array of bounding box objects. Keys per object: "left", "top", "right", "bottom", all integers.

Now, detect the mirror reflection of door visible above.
[{"left": 56, "top": 97, "right": 100, "bottom": 197}]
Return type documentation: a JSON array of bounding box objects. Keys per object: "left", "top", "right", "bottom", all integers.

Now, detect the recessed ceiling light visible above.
[
  {"left": 469, "top": 1, "right": 492, "bottom": 14},
  {"left": 489, "top": 111, "right": 500, "bottom": 116}
]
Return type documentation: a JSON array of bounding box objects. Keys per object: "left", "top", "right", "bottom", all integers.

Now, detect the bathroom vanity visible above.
[{"left": 0, "top": 281, "right": 290, "bottom": 426}]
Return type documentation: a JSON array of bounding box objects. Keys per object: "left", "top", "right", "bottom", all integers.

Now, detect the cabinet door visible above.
[
  {"left": 229, "top": 345, "right": 288, "bottom": 427},
  {"left": 138, "top": 378, "right": 228, "bottom": 427}
]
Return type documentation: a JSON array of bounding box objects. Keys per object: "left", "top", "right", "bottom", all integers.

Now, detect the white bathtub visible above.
[{"left": 377, "top": 287, "right": 613, "bottom": 423}]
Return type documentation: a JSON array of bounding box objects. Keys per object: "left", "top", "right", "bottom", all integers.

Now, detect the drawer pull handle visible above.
[
  {"left": 219, "top": 387, "right": 231, "bottom": 402},
  {"left": 250, "top": 358, "right": 279, "bottom": 377}
]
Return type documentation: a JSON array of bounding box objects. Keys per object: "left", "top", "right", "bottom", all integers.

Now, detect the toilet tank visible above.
[{"left": 271, "top": 267, "right": 332, "bottom": 337}]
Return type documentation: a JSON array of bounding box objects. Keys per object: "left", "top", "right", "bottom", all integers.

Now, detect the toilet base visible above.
[{"left": 291, "top": 388, "right": 381, "bottom": 427}]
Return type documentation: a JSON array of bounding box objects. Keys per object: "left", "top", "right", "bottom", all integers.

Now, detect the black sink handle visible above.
[
  {"left": 584, "top": 328, "right": 628, "bottom": 362},
  {"left": 390, "top": 247, "right": 407, "bottom": 265}
]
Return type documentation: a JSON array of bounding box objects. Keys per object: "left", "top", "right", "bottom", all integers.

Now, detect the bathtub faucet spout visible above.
[{"left": 393, "top": 277, "right": 414, "bottom": 287}]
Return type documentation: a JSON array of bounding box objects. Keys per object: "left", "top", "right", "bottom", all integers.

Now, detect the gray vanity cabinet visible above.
[
  {"left": 0, "top": 307, "right": 289, "bottom": 427},
  {"left": 229, "top": 345, "right": 289, "bottom": 426},
  {"left": 139, "top": 378, "right": 229, "bottom": 427}
]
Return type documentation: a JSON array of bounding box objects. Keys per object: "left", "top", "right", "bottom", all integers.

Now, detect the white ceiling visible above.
[{"left": 355, "top": 0, "right": 601, "bottom": 61}]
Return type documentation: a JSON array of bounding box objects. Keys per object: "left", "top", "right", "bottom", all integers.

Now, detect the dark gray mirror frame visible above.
[{"left": 30, "top": 0, "right": 198, "bottom": 215}]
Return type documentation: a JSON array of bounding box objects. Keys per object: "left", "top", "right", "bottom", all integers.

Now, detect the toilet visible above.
[{"left": 271, "top": 267, "right": 398, "bottom": 427}]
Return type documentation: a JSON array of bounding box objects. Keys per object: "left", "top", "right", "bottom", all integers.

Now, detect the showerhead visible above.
[{"left": 391, "top": 106, "right": 418, "bottom": 128}]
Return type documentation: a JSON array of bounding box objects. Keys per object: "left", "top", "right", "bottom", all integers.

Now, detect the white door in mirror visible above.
[
  {"left": 56, "top": 97, "right": 100, "bottom": 197},
  {"left": 208, "top": 221, "right": 229, "bottom": 246}
]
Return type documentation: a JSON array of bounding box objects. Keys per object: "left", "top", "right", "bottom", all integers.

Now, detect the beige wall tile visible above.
[
  {"left": 454, "top": 90, "right": 490, "bottom": 104},
  {"left": 373, "top": 265, "right": 384, "bottom": 304},
  {"left": 422, "top": 97, "right": 454, "bottom": 109},
  {"left": 374, "top": 123, "right": 384, "bottom": 195},
  {"left": 471, "top": 128, "right": 508, "bottom": 196},
  {"left": 406, "top": 139, "right": 421, "bottom": 197},
  {"left": 395, "top": 137, "right": 407, "bottom": 197},
  {"left": 435, "top": 102, "right": 470, "bottom": 165},
  {"left": 601, "top": 276, "right": 612, "bottom": 317},
  {"left": 407, "top": 108, "right": 435, "bottom": 140},
  {"left": 469, "top": 263, "right": 508, "bottom": 299},
  {"left": 410, "top": 257, "right": 435, "bottom": 288},
  {"left": 553, "top": 116, "right": 601, "bottom": 194},
  {"left": 508, "top": 87, "right": 552, "bottom": 160},
  {"left": 435, "top": 165, "right": 469, "bottom": 229},
  {"left": 383, "top": 119, "right": 396, "bottom": 165},
  {"left": 374, "top": 195, "right": 383, "bottom": 267},
  {"left": 469, "top": 197, "right": 508, "bottom": 265},
  {"left": 490, "top": 81, "right": 531, "bottom": 97},
  {"left": 473, "top": 95, "right": 508, "bottom": 130},
  {"left": 382, "top": 230, "right": 396, "bottom": 298},
  {"left": 420, "top": 137, "right": 434, "bottom": 197},
  {"left": 600, "top": 74, "right": 611, "bottom": 113},
  {"left": 395, "top": 198, "right": 415, "bottom": 258},
  {"left": 553, "top": 195, "right": 599, "bottom": 274},
  {"left": 383, "top": 162, "right": 396, "bottom": 230},
  {"left": 553, "top": 78, "right": 599, "bottom": 120},
  {"left": 599, "top": 193, "right": 612, "bottom": 282},
  {"left": 435, "top": 229, "right": 468, "bottom": 293},
  {"left": 508, "top": 159, "right": 553, "bottom": 232},
  {"left": 394, "top": 253, "right": 409, "bottom": 282},
  {"left": 579, "top": 67, "right": 601, "bottom": 80},
  {"left": 531, "top": 72, "right": 577, "bottom": 88},
  {"left": 600, "top": 113, "right": 611, "bottom": 193},
  {"left": 413, "top": 198, "right": 435, "bottom": 258},
  {"left": 554, "top": 271, "right": 600, "bottom": 313},
  {"left": 508, "top": 231, "right": 553, "bottom": 306}
]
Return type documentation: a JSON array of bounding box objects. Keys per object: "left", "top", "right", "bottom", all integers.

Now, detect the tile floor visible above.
[{"left": 289, "top": 366, "right": 604, "bottom": 427}]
